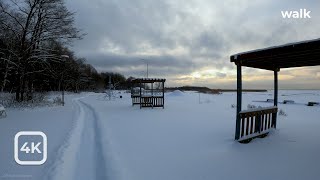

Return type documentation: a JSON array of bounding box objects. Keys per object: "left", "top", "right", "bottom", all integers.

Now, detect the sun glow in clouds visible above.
[{"left": 189, "top": 68, "right": 234, "bottom": 79}]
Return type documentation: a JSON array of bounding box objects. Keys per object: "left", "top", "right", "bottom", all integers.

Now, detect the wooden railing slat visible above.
[
  {"left": 250, "top": 116, "right": 254, "bottom": 134},
  {"left": 241, "top": 117, "right": 245, "bottom": 137}
]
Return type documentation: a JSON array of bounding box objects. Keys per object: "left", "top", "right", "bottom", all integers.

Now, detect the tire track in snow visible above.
[
  {"left": 80, "top": 101, "right": 125, "bottom": 180},
  {"left": 78, "top": 100, "right": 107, "bottom": 180},
  {"left": 47, "top": 97, "right": 86, "bottom": 180},
  {"left": 48, "top": 97, "right": 107, "bottom": 180}
]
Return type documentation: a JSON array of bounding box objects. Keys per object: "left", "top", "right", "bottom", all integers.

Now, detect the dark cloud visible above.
[
  {"left": 84, "top": 52, "right": 212, "bottom": 80},
  {"left": 66, "top": 0, "right": 320, "bottom": 88}
]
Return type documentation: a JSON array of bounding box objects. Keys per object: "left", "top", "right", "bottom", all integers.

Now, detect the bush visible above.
[
  {"left": 279, "top": 109, "right": 287, "bottom": 116},
  {"left": 53, "top": 97, "right": 63, "bottom": 105},
  {"left": 247, "top": 104, "right": 257, "bottom": 109},
  {"left": 30, "top": 92, "right": 47, "bottom": 103},
  {"left": 0, "top": 92, "right": 58, "bottom": 109}
]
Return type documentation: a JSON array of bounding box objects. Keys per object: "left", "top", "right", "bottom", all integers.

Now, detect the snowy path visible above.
[
  {"left": 74, "top": 100, "right": 107, "bottom": 179},
  {"left": 50, "top": 97, "right": 107, "bottom": 180}
]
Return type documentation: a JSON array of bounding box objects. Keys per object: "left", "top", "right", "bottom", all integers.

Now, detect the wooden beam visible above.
[{"left": 235, "top": 64, "right": 242, "bottom": 140}]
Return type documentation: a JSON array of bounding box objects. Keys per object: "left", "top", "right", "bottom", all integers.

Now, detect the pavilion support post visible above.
[
  {"left": 274, "top": 70, "right": 278, "bottom": 107},
  {"left": 235, "top": 63, "right": 242, "bottom": 140},
  {"left": 273, "top": 69, "right": 279, "bottom": 128}
]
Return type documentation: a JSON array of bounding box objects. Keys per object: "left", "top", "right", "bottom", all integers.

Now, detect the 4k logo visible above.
[
  {"left": 14, "top": 131, "right": 47, "bottom": 165},
  {"left": 20, "top": 142, "right": 42, "bottom": 154}
]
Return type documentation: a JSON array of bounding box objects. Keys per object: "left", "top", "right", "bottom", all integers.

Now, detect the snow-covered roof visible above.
[
  {"left": 230, "top": 38, "right": 320, "bottom": 70},
  {"left": 231, "top": 38, "right": 320, "bottom": 57}
]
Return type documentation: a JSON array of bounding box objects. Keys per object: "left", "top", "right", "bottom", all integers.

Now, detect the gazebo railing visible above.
[
  {"left": 237, "top": 106, "right": 278, "bottom": 141},
  {"left": 131, "top": 95, "right": 140, "bottom": 106},
  {"left": 140, "top": 96, "right": 164, "bottom": 108}
]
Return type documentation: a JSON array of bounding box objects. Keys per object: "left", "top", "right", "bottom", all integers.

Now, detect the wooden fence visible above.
[
  {"left": 140, "top": 96, "right": 164, "bottom": 108},
  {"left": 237, "top": 106, "right": 278, "bottom": 142}
]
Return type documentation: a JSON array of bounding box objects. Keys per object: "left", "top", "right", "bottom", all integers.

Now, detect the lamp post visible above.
[
  {"left": 61, "top": 55, "right": 69, "bottom": 106},
  {"left": 141, "top": 59, "right": 148, "bottom": 78}
]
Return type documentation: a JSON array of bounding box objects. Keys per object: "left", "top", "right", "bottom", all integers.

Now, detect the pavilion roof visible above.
[{"left": 230, "top": 38, "right": 320, "bottom": 70}]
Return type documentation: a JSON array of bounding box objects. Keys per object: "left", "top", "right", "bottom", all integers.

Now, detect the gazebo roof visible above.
[
  {"left": 131, "top": 78, "right": 166, "bottom": 83},
  {"left": 230, "top": 38, "right": 320, "bottom": 71}
]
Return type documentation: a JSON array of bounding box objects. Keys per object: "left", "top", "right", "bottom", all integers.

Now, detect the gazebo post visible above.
[
  {"left": 273, "top": 69, "right": 279, "bottom": 128},
  {"left": 235, "top": 63, "right": 242, "bottom": 140},
  {"left": 162, "top": 81, "right": 165, "bottom": 109}
]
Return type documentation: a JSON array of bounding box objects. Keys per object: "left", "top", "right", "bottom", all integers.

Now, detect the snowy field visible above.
[{"left": 0, "top": 90, "right": 320, "bottom": 180}]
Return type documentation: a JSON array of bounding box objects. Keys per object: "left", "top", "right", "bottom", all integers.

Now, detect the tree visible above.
[
  {"left": 0, "top": 0, "right": 130, "bottom": 100},
  {"left": 0, "top": 0, "right": 83, "bottom": 101},
  {"left": 101, "top": 72, "right": 127, "bottom": 90}
]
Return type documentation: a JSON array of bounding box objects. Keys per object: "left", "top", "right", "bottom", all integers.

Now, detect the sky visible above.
[{"left": 65, "top": 0, "right": 320, "bottom": 89}]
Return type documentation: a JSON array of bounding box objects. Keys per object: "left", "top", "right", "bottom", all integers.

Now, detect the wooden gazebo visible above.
[
  {"left": 131, "top": 78, "right": 166, "bottom": 109},
  {"left": 230, "top": 38, "right": 320, "bottom": 142}
]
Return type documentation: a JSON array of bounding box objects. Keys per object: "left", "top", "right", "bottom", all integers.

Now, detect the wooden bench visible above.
[
  {"left": 283, "top": 100, "right": 294, "bottom": 104},
  {"left": 0, "top": 104, "right": 7, "bottom": 118},
  {"left": 308, "top": 102, "right": 319, "bottom": 106}
]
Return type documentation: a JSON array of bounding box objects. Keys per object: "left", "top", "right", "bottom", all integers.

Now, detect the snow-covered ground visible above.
[{"left": 0, "top": 90, "right": 320, "bottom": 180}]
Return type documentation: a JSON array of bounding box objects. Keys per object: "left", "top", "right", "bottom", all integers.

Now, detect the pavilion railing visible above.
[
  {"left": 140, "top": 96, "right": 164, "bottom": 108},
  {"left": 237, "top": 106, "right": 278, "bottom": 141}
]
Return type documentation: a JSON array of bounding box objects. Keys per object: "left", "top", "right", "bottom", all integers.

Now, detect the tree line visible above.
[{"left": 0, "top": 0, "right": 129, "bottom": 102}]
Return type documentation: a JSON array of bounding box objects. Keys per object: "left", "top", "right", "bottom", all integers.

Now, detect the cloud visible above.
[{"left": 66, "top": 0, "right": 320, "bottom": 89}]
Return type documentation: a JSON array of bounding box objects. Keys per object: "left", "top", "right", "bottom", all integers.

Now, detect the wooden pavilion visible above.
[
  {"left": 131, "top": 78, "right": 166, "bottom": 109},
  {"left": 230, "top": 38, "right": 320, "bottom": 142}
]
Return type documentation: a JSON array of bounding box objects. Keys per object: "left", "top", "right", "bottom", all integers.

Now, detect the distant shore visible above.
[{"left": 166, "top": 86, "right": 267, "bottom": 93}]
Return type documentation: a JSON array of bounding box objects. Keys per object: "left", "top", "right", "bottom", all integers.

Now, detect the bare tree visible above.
[{"left": 0, "top": 0, "right": 83, "bottom": 101}]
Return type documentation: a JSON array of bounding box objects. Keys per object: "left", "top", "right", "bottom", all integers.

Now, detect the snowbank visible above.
[{"left": 166, "top": 90, "right": 184, "bottom": 97}]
